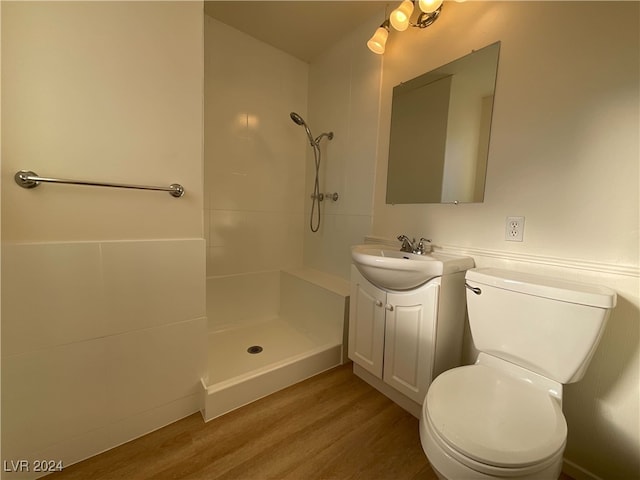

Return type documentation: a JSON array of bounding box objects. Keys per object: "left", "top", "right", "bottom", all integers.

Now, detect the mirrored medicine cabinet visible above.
[{"left": 386, "top": 41, "right": 501, "bottom": 205}]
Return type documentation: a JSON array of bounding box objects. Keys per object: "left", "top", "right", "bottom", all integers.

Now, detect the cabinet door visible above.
[
  {"left": 348, "top": 266, "right": 386, "bottom": 378},
  {"left": 383, "top": 283, "right": 439, "bottom": 403}
]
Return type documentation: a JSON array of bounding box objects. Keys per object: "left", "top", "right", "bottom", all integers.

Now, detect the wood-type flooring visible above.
[
  {"left": 49, "top": 363, "right": 436, "bottom": 480},
  {"left": 48, "top": 362, "right": 576, "bottom": 480}
]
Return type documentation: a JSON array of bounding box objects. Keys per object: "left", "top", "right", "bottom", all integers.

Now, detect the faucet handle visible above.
[{"left": 416, "top": 238, "right": 432, "bottom": 255}]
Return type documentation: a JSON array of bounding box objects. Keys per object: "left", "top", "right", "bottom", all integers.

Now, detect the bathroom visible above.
[{"left": 1, "top": 1, "right": 638, "bottom": 479}]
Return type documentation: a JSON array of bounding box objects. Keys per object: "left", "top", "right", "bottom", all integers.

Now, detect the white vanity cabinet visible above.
[
  {"left": 348, "top": 257, "right": 471, "bottom": 413},
  {"left": 349, "top": 266, "right": 439, "bottom": 403}
]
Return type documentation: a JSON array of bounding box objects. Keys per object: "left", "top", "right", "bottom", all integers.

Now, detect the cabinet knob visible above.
[
  {"left": 375, "top": 300, "right": 383, "bottom": 307},
  {"left": 385, "top": 304, "right": 394, "bottom": 311}
]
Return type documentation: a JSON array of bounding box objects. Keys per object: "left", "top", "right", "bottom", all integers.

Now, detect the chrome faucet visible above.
[
  {"left": 397, "top": 235, "right": 432, "bottom": 255},
  {"left": 397, "top": 235, "right": 415, "bottom": 253}
]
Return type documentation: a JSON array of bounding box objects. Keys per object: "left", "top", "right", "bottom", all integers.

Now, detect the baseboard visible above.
[{"left": 562, "top": 459, "right": 604, "bottom": 480}]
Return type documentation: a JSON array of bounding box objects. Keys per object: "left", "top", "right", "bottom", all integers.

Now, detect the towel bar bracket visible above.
[{"left": 15, "top": 171, "right": 39, "bottom": 189}]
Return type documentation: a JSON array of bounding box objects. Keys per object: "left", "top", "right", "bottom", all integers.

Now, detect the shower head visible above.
[
  {"left": 290, "top": 112, "right": 334, "bottom": 147},
  {"left": 290, "top": 112, "right": 334, "bottom": 233},
  {"left": 290, "top": 111, "right": 315, "bottom": 146},
  {"left": 290, "top": 112, "right": 306, "bottom": 126}
]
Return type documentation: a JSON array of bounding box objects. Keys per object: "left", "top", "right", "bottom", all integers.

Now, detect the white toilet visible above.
[{"left": 420, "top": 268, "right": 617, "bottom": 480}]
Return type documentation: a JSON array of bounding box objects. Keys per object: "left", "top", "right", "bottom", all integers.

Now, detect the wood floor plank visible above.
[{"left": 49, "top": 363, "right": 437, "bottom": 480}]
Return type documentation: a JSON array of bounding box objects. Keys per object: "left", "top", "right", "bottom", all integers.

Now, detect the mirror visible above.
[{"left": 386, "top": 42, "right": 500, "bottom": 204}]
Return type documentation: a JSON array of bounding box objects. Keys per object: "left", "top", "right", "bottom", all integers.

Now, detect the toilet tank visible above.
[{"left": 465, "top": 268, "right": 617, "bottom": 384}]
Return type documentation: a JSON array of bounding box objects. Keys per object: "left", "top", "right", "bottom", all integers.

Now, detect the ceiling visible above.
[{"left": 203, "top": 1, "right": 388, "bottom": 62}]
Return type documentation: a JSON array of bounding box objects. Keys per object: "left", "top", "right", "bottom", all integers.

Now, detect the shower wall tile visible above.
[
  {"left": 101, "top": 239, "right": 205, "bottom": 336},
  {"left": 306, "top": 14, "right": 380, "bottom": 219},
  {"left": 2, "top": 337, "right": 109, "bottom": 458},
  {"left": 303, "top": 213, "right": 372, "bottom": 281},
  {"left": 280, "top": 270, "right": 346, "bottom": 345},
  {"left": 342, "top": 35, "right": 381, "bottom": 217},
  {"left": 1, "top": 239, "right": 206, "bottom": 357},
  {"left": 303, "top": 12, "right": 382, "bottom": 280},
  {"left": 206, "top": 271, "right": 280, "bottom": 331},
  {"left": 205, "top": 210, "right": 211, "bottom": 247},
  {"left": 208, "top": 149, "right": 306, "bottom": 214},
  {"left": 104, "top": 317, "right": 207, "bottom": 422},
  {"left": 1, "top": 239, "right": 206, "bottom": 471},
  {"left": 2, "top": 317, "right": 206, "bottom": 465},
  {"left": 208, "top": 210, "right": 304, "bottom": 276},
  {"left": 1, "top": 242, "right": 105, "bottom": 358},
  {"left": 30, "top": 394, "right": 198, "bottom": 476},
  {"left": 307, "top": 41, "right": 351, "bottom": 218},
  {"left": 204, "top": 15, "right": 308, "bottom": 278}
]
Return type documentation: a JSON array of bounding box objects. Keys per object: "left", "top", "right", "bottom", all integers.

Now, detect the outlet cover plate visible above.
[{"left": 505, "top": 216, "right": 525, "bottom": 242}]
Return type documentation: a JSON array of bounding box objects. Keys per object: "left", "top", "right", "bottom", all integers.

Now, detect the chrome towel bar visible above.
[{"left": 14, "top": 170, "right": 185, "bottom": 198}]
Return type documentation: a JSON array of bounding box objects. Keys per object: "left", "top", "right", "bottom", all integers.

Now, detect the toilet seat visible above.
[{"left": 425, "top": 362, "right": 567, "bottom": 471}]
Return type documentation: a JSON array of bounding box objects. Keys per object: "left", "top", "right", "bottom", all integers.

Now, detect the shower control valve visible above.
[
  {"left": 325, "top": 192, "right": 339, "bottom": 202},
  {"left": 310, "top": 192, "right": 339, "bottom": 202}
]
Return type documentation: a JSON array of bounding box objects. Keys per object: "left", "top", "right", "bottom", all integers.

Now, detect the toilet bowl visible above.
[
  {"left": 420, "top": 268, "right": 616, "bottom": 480},
  {"left": 420, "top": 354, "right": 566, "bottom": 479}
]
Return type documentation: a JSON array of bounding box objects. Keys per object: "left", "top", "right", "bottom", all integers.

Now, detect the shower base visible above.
[
  {"left": 200, "top": 269, "right": 349, "bottom": 422},
  {"left": 201, "top": 319, "right": 341, "bottom": 421}
]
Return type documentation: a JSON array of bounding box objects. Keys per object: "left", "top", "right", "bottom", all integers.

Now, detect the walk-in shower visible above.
[
  {"left": 202, "top": 18, "right": 350, "bottom": 423},
  {"left": 290, "top": 112, "right": 334, "bottom": 233}
]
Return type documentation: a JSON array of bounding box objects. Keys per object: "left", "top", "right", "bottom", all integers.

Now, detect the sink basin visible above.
[{"left": 351, "top": 244, "right": 474, "bottom": 290}]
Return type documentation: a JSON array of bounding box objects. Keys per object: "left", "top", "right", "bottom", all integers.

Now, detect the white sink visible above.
[{"left": 351, "top": 244, "right": 474, "bottom": 290}]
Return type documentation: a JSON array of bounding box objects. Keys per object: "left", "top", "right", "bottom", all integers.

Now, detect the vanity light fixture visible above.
[
  {"left": 419, "top": 0, "right": 444, "bottom": 14},
  {"left": 390, "top": 0, "right": 414, "bottom": 31},
  {"left": 366, "top": 19, "right": 390, "bottom": 54},
  {"left": 367, "top": 0, "right": 444, "bottom": 54}
]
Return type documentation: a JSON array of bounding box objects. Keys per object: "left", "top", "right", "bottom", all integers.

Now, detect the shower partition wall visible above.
[{"left": 2, "top": 1, "right": 207, "bottom": 469}]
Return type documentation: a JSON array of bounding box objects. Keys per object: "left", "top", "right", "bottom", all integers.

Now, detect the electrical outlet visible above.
[{"left": 505, "top": 216, "right": 525, "bottom": 242}]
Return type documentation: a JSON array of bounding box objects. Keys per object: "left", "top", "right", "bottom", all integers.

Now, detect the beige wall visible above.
[
  {"left": 2, "top": 1, "right": 637, "bottom": 478},
  {"left": 1, "top": 1, "right": 206, "bottom": 474},
  {"left": 374, "top": 2, "right": 638, "bottom": 267},
  {"left": 370, "top": 2, "right": 638, "bottom": 479},
  {"left": 2, "top": 2, "right": 203, "bottom": 242},
  {"left": 309, "top": 1, "right": 639, "bottom": 478}
]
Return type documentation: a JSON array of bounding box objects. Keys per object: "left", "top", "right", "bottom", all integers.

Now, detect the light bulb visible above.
[
  {"left": 390, "top": 0, "right": 414, "bottom": 32},
  {"left": 418, "top": 0, "right": 443, "bottom": 13},
  {"left": 367, "top": 26, "right": 389, "bottom": 54}
]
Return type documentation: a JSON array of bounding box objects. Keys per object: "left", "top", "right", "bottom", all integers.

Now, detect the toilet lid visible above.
[{"left": 426, "top": 364, "right": 567, "bottom": 468}]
